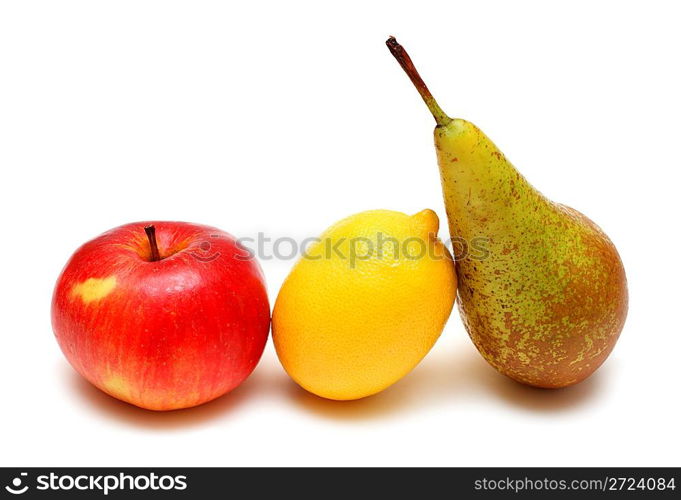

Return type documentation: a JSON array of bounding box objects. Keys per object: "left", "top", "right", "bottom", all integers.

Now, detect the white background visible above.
[{"left": 1, "top": 0, "right": 679, "bottom": 467}]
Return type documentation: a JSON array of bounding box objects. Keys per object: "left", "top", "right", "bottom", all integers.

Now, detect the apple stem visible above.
[
  {"left": 386, "top": 36, "right": 452, "bottom": 127},
  {"left": 144, "top": 225, "right": 162, "bottom": 262}
]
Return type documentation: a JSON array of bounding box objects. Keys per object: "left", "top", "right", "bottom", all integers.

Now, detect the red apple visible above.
[{"left": 51, "top": 221, "right": 270, "bottom": 411}]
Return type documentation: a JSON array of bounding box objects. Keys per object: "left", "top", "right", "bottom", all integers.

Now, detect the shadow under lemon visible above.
[{"left": 288, "top": 341, "right": 613, "bottom": 420}]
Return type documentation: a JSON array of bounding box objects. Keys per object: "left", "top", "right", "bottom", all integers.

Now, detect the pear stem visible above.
[
  {"left": 144, "top": 225, "right": 162, "bottom": 262},
  {"left": 386, "top": 36, "right": 452, "bottom": 127}
]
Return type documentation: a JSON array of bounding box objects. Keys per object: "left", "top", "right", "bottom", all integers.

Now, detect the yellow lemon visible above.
[{"left": 272, "top": 209, "right": 457, "bottom": 400}]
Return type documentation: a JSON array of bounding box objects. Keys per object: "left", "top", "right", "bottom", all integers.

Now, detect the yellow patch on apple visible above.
[
  {"left": 101, "top": 374, "right": 132, "bottom": 401},
  {"left": 71, "top": 276, "right": 117, "bottom": 304}
]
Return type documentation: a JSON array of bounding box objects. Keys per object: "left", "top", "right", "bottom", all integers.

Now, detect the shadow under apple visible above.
[{"left": 62, "top": 362, "right": 288, "bottom": 430}]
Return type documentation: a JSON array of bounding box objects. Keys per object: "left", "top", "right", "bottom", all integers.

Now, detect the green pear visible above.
[{"left": 386, "top": 37, "right": 628, "bottom": 388}]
